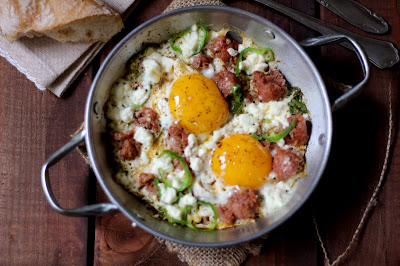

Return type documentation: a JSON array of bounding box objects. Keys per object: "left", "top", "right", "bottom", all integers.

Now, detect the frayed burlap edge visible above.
[
  {"left": 157, "top": 236, "right": 267, "bottom": 266},
  {"left": 163, "top": 0, "right": 224, "bottom": 13}
]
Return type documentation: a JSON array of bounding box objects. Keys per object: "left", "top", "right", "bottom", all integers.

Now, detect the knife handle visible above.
[
  {"left": 317, "top": 0, "right": 389, "bottom": 34},
  {"left": 253, "top": 0, "right": 399, "bottom": 69}
]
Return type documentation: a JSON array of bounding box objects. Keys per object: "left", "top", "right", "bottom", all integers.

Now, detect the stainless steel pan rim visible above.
[
  {"left": 42, "top": 5, "right": 370, "bottom": 247},
  {"left": 86, "top": 6, "right": 332, "bottom": 247}
]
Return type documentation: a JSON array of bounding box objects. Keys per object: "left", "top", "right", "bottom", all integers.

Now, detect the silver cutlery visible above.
[
  {"left": 316, "top": 0, "right": 389, "bottom": 34},
  {"left": 223, "top": 0, "right": 398, "bottom": 69}
]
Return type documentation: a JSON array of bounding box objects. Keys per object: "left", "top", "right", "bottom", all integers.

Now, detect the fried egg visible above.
[
  {"left": 169, "top": 74, "right": 228, "bottom": 134},
  {"left": 106, "top": 24, "right": 310, "bottom": 230}
]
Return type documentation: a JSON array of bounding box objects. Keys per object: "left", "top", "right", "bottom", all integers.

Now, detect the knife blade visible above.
[{"left": 316, "top": 0, "right": 389, "bottom": 34}]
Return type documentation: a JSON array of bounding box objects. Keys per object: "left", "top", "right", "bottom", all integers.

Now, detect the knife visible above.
[
  {"left": 232, "top": 0, "right": 399, "bottom": 69},
  {"left": 316, "top": 0, "right": 389, "bottom": 34}
]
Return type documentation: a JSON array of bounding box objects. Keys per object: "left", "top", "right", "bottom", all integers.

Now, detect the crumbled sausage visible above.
[
  {"left": 228, "top": 189, "right": 260, "bottom": 219},
  {"left": 139, "top": 173, "right": 158, "bottom": 195},
  {"left": 111, "top": 130, "right": 141, "bottom": 161},
  {"left": 166, "top": 123, "right": 189, "bottom": 155},
  {"left": 272, "top": 147, "right": 301, "bottom": 181},
  {"left": 252, "top": 70, "right": 286, "bottom": 102},
  {"left": 284, "top": 114, "right": 309, "bottom": 146},
  {"left": 212, "top": 67, "right": 239, "bottom": 97},
  {"left": 208, "top": 35, "right": 239, "bottom": 66},
  {"left": 216, "top": 189, "right": 259, "bottom": 225},
  {"left": 135, "top": 107, "right": 160, "bottom": 134},
  {"left": 191, "top": 53, "right": 210, "bottom": 70},
  {"left": 120, "top": 138, "right": 140, "bottom": 161},
  {"left": 216, "top": 205, "right": 235, "bottom": 225}
]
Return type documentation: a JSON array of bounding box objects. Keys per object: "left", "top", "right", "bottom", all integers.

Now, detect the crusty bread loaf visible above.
[{"left": 0, "top": 0, "right": 124, "bottom": 43}]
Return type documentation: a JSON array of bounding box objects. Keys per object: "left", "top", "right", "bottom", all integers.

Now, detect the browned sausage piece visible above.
[
  {"left": 285, "top": 114, "right": 309, "bottom": 146},
  {"left": 252, "top": 70, "right": 286, "bottom": 103},
  {"left": 120, "top": 138, "right": 141, "bottom": 160},
  {"left": 227, "top": 189, "right": 260, "bottom": 219},
  {"left": 208, "top": 35, "right": 239, "bottom": 66},
  {"left": 166, "top": 123, "right": 189, "bottom": 155},
  {"left": 135, "top": 107, "right": 160, "bottom": 134},
  {"left": 111, "top": 130, "right": 140, "bottom": 161},
  {"left": 191, "top": 53, "right": 210, "bottom": 71},
  {"left": 139, "top": 173, "right": 158, "bottom": 195},
  {"left": 212, "top": 67, "right": 239, "bottom": 98},
  {"left": 273, "top": 147, "right": 301, "bottom": 181},
  {"left": 111, "top": 130, "right": 133, "bottom": 141},
  {"left": 216, "top": 205, "right": 235, "bottom": 225}
]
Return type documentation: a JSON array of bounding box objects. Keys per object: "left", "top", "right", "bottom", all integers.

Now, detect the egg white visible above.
[{"left": 106, "top": 25, "right": 309, "bottom": 228}]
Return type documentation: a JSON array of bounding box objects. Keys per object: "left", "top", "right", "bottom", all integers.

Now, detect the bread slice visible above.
[{"left": 0, "top": 0, "right": 124, "bottom": 43}]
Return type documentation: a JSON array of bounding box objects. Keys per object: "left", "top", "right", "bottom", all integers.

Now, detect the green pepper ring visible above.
[{"left": 235, "top": 47, "right": 274, "bottom": 76}]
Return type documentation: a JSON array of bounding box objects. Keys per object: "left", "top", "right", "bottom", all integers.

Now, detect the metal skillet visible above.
[{"left": 41, "top": 6, "right": 369, "bottom": 247}]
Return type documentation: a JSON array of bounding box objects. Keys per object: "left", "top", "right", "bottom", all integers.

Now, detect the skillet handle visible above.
[
  {"left": 41, "top": 129, "right": 119, "bottom": 216},
  {"left": 299, "top": 34, "right": 370, "bottom": 112}
]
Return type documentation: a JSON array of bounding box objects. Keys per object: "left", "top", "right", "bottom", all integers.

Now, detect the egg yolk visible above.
[
  {"left": 212, "top": 134, "right": 272, "bottom": 188},
  {"left": 169, "top": 74, "right": 228, "bottom": 134}
]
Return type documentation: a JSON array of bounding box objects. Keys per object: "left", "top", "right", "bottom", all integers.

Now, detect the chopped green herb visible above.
[
  {"left": 230, "top": 84, "right": 244, "bottom": 114},
  {"left": 288, "top": 87, "right": 307, "bottom": 114}
]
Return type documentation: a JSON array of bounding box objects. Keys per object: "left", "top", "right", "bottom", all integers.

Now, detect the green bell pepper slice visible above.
[
  {"left": 187, "top": 200, "right": 218, "bottom": 231},
  {"left": 170, "top": 24, "right": 208, "bottom": 56},
  {"left": 251, "top": 118, "right": 297, "bottom": 143},
  {"left": 158, "top": 150, "right": 192, "bottom": 192},
  {"left": 235, "top": 47, "right": 274, "bottom": 76}
]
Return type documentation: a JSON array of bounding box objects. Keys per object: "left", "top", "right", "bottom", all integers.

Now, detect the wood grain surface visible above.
[{"left": 0, "top": 0, "right": 399, "bottom": 265}]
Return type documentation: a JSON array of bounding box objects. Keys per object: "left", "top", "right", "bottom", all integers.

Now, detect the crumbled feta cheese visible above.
[
  {"left": 120, "top": 107, "right": 134, "bottom": 123},
  {"left": 179, "top": 24, "right": 199, "bottom": 57},
  {"left": 197, "top": 148, "right": 207, "bottom": 157},
  {"left": 142, "top": 58, "right": 161, "bottom": 85},
  {"left": 184, "top": 134, "right": 197, "bottom": 157},
  {"left": 165, "top": 205, "right": 182, "bottom": 220},
  {"left": 178, "top": 194, "right": 197, "bottom": 208},
  {"left": 134, "top": 127, "right": 153, "bottom": 147},
  {"left": 213, "top": 58, "right": 225, "bottom": 72},
  {"left": 233, "top": 114, "right": 259, "bottom": 133},
  {"left": 239, "top": 52, "right": 268, "bottom": 74},
  {"left": 190, "top": 157, "right": 203, "bottom": 172},
  {"left": 169, "top": 171, "right": 186, "bottom": 190},
  {"left": 150, "top": 154, "right": 174, "bottom": 174},
  {"left": 197, "top": 205, "right": 214, "bottom": 217},
  {"left": 157, "top": 97, "right": 174, "bottom": 129},
  {"left": 140, "top": 152, "right": 149, "bottom": 165},
  {"left": 227, "top": 48, "right": 238, "bottom": 56},
  {"left": 128, "top": 87, "right": 149, "bottom": 106},
  {"left": 259, "top": 181, "right": 293, "bottom": 215},
  {"left": 201, "top": 64, "right": 215, "bottom": 79},
  {"left": 158, "top": 183, "right": 177, "bottom": 204}
]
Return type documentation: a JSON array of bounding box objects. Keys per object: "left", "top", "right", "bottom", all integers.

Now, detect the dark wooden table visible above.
[{"left": 1, "top": 0, "right": 399, "bottom": 265}]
